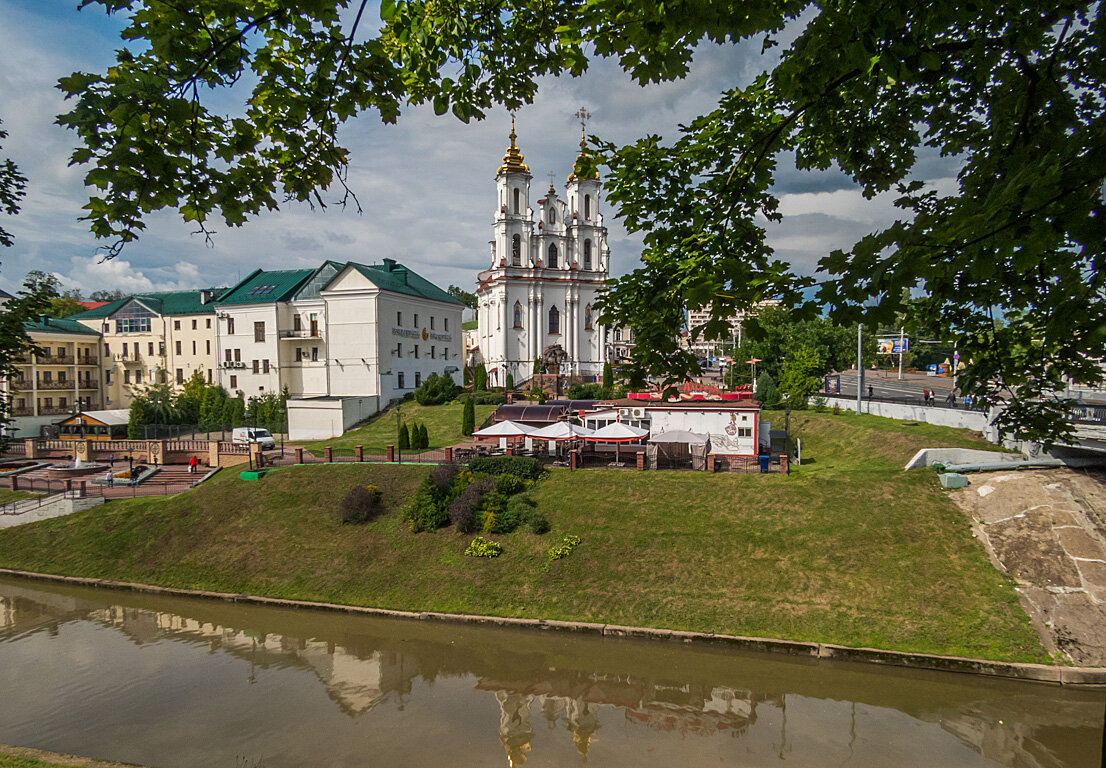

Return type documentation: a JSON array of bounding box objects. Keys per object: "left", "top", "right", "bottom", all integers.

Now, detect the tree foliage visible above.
[
  {"left": 59, "top": 0, "right": 1106, "bottom": 441},
  {"left": 461, "top": 395, "right": 475, "bottom": 436},
  {"left": 0, "top": 117, "right": 27, "bottom": 249},
  {"left": 414, "top": 371, "right": 458, "bottom": 405},
  {"left": 0, "top": 272, "right": 59, "bottom": 441},
  {"left": 447, "top": 284, "right": 477, "bottom": 308}
]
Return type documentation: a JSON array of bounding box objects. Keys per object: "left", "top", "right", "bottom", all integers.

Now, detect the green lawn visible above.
[
  {"left": 301, "top": 400, "right": 498, "bottom": 453},
  {"left": 0, "top": 489, "right": 39, "bottom": 506},
  {"left": 0, "top": 411, "right": 1043, "bottom": 662}
]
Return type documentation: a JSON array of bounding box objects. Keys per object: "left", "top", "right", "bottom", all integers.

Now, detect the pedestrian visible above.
[
  {"left": 106, "top": 470, "right": 113, "bottom": 488},
  {"left": 867, "top": 384, "right": 873, "bottom": 399},
  {"left": 946, "top": 390, "right": 956, "bottom": 406},
  {"left": 109, "top": 454, "right": 115, "bottom": 470},
  {"left": 964, "top": 393, "right": 973, "bottom": 409},
  {"left": 188, "top": 454, "right": 198, "bottom": 474},
  {"left": 922, "top": 387, "right": 929, "bottom": 405}
]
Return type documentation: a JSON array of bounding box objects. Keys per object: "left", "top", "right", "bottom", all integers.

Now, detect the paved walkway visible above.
[{"left": 951, "top": 468, "right": 1106, "bottom": 665}]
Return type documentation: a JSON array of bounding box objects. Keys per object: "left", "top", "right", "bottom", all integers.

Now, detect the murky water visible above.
[{"left": 0, "top": 577, "right": 1102, "bottom": 768}]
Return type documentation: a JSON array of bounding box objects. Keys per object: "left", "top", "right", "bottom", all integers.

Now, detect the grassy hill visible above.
[
  {"left": 0, "top": 411, "right": 1042, "bottom": 662},
  {"left": 301, "top": 399, "right": 498, "bottom": 453}
]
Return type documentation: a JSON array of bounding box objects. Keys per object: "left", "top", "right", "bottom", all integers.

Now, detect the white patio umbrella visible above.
[
  {"left": 585, "top": 422, "right": 649, "bottom": 464},
  {"left": 528, "top": 422, "right": 595, "bottom": 440},
  {"left": 473, "top": 420, "right": 537, "bottom": 438}
]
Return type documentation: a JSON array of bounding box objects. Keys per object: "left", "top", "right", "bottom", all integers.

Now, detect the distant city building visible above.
[
  {"left": 475, "top": 116, "right": 610, "bottom": 386},
  {"left": 608, "top": 324, "right": 636, "bottom": 365},
  {"left": 684, "top": 300, "right": 782, "bottom": 358}
]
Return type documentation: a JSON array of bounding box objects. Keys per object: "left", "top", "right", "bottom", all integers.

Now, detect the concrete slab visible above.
[{"left": 1054, "top": 527, "right": 1106, "bottom": 560}]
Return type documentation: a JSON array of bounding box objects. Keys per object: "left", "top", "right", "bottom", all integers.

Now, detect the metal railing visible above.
[{"left": 824, "top": 390, "right": 1106, "bottom": 425}]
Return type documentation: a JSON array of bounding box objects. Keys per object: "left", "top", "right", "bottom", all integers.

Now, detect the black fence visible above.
[{"left": 0, "top": 476, "right": 197, "bottom": 506}]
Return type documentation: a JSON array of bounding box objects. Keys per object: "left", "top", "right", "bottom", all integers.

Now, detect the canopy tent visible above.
[
  {"left": 529, "top": 422, "right": 595, "bottom": 441},
  {"left": 473, "top": 420, "right": 537, "bottom": 438},
  {"left": 649, "top": 430, "right": 709, "bottom": 445},
  {"left": 585, "top": 422, "right": 649, "bottom": 465}
]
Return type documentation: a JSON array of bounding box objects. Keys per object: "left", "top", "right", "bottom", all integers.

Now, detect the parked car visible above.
[{"left": 231, "top": 427, "right": 276, "bottom": 450}]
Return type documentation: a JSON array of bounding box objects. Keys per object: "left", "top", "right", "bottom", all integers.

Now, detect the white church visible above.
[{"left": 475, "top": 116, "right": 610, "bottom": 386}]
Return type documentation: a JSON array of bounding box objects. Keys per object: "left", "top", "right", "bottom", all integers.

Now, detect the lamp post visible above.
[
  {"left": 747, "top": 358, "right": 762, "bottom": 393},
  {"left": 396, "top": 401, "right": 402, "bottom": 463},
  {"left": 784, "top": 408, "right": 791, "bottom": 475}
]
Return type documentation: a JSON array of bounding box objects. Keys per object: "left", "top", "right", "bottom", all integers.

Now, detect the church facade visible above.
[{"left": 475, "top": 120, "right": 610, "bottom": 386}]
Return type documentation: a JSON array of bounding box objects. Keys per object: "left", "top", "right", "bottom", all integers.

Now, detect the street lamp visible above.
[
  {"left": 784, "top": 408, "right": 791, "bottom": 475},
  {"left": 747, "top": 358, "right": 762, "bottom": 392}
]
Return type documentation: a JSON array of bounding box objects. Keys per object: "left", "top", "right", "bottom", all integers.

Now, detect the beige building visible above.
[
  {"left": 685, "top": 300, "right": 782, "bottom": 358},
  {"left": 4, "top": 317, "right": 104, "bottom": 437},
  {"left": 71, "top": 290, "right": 220, "bottom": 408}
]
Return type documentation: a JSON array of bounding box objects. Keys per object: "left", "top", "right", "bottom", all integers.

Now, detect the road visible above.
[{"left": 825, "top": 371, "right": 956, "bottom": 403}]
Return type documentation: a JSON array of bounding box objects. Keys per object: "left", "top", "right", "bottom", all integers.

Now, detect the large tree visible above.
[{"left": 58, "top": 0, "right": 1105, "bottom": 442}]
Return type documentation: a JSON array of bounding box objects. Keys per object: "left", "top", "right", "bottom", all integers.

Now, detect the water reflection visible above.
[{"left": 0, "top": 579, "right": 1101, "bottom": 768}]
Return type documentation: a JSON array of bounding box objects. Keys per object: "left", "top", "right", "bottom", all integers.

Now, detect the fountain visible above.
[{"left": 46, "top": 455, "right": 109, "bottom": 478}]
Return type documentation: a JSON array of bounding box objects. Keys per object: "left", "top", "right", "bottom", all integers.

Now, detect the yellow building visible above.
[
  {"left": 4, "top": 317, "right": 104, "bottom": 437},
  {"left": 71, "top": 290, "right": 221, "bottom": 408}
]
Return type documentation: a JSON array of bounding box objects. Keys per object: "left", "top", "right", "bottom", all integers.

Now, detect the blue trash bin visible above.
[{"left": 758, "top": 455, "right": 770, "bottom": 473}]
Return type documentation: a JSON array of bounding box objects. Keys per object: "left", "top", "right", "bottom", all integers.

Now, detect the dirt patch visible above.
[{"left": 950, "top": 468, "right": 1106, "bottom": 666}]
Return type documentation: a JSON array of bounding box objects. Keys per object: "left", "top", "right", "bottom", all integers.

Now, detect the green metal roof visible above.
[
  {"left": 69, "top": 289, "right": 223, "bottom": 319},
  {"left": 215, "top": 268, "right": 316, "bottom": 306},
  {"left": 24, "top": 316, "right": 101, "bottom": 336},
  {"left": 345, "top": 259, "right": 463, "bottom": 306}
]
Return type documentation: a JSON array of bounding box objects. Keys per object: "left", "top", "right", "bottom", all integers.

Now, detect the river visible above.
[{"left": 0, "top": 577, "right": 1102, "bottom": 767}]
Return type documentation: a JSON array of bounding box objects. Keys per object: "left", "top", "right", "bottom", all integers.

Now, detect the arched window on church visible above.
[
  {"left": 584, "top": 194, "right": 591, "bottom": 219},
  {"left": 584, "top": 304, "right": 593, "bottom": 330},
  {"left": 512, "top": 234, "right": 521, "bottom": 265},
  {"left": 513, "top": 301, "right": 522, "bottom": 328},
  {"left": 549, "top": 209, "right": 556, "bottom": 224},
  {"left": 616, "top": 327, "right": 623, "bottom": 341},
  {"left": 548, "top": 243, "right": 558, "bottom": 268},
  {"left": 548, "top": 304, "right": 560, "bottom": 334},
  {"left": 583, "top": 239, "right": 592, "bottom": 270},
  {"left": 513, "top": 188, "right": 520, "bottom": 214}
]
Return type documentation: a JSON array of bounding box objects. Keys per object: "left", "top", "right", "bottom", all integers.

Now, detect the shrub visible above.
[
  {"left": 465, "top": 536, "right": 502, "bottom": 558},
  {"left": 431, "top": 463, "right": 459, "bottom": 495},
  {"left": 496, "top": 473, "right": 528, "bottom": 495},
  {"left": 449, "top": 475, "right": 495, "bottom": 533},
  {"left": 415, "top": 372, "right": 458, "bottom": 406},
  {"left": 811, "top": 395, "right": 827, "bottom": 412},
  {"left": 418, "top": 423, "right": 430, "bottom": 449},
  {"left": 505, "top": 372, "right": 514, "bottom": 391},
  {"left": 468, "top": 455, "right": 544, "bottom": 481},
  {"left": 461, "top": 396, "right": 475, "bottom": 436},
  {"left": 832, "top": 402, "right": 842, "bottom": 415},
  {"left": 547, "top": 534, "right": 581, "bottom": 562},
  {"left": 567, "top": 382, "right": 605, "bottom": 400},
  {"left": 398, "top": 423, "right": 410, "bottom": 449},
  {"left": 506, "top": 494, "right": 549, "bottom": 534},
  {"left": 403, "top": 475, "right": 448, "bottom": 532},
  {"left": 471, "top": 391, "right": 506, "bottom": 405},
  {"left": 338, "top": 484, "right": 383, "bottom": 524},
  {"left": 474, "top": 363, "right": 488, "bottom": 391}
]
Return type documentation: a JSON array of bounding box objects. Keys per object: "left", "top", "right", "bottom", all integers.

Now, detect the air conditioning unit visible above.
[
  {"left": 618, "top": 408, "right": 632, "bottom": 419},
  {"left": 631, "top": 407, "right": 646, "bottom": 419}
]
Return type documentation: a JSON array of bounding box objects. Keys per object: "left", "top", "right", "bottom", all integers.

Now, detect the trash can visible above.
[{"left": 758, "top": 455, "right": 770, "bottom": 473}]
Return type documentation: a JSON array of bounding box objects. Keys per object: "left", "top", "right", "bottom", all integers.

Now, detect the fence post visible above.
[
  {"left": 10, "top": 476, "right": 17, "bottom": 491},
  {"left": 444, "top": 447, "right": 453, "bottom": 464},
  {"left": 386, "top": 445, "right": 394, "bottom": 462},
  {"left": 24, "top": 439, "right": 38, "bottom": 459},
  {"left": 636, "top": 451, "right": 645, "bottom": 471},
  {"left": 355, "top": 445, "right": 363, "bottom": 462},
  {"left": 570, "top": 450, "right": 578, "bottom": 470},
  {"left": 295, "top": 447, "right": 304, "bottom": 464},
  {"left": 323, "top": 446, "right": 333, "bottom": 463},
  {"left": 78, "top": 480, "right": 86, "bottom": 498},
  {"left": 780, "top": 454, "right": 789, "bottom": 474},
  {"left": 707, "top": 455, "right": 716, "bottom": 473}
]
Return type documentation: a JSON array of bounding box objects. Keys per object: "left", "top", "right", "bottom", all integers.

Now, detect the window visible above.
[
  {"left": 253, "top": 360, "right": 259, "bottom": 374},
  {"left": 174, "top": 320, "right": 181, "bottom": 330},
  {"left": 549, "top": 209, "right": 556, "bottom": 224},
  {"left": 103, "top": 343, "right": 109, "bottom": 355},
  {"left": 549, "top": 305, "right": 560, "bottom": 334},
  {"left": 616, "top": 328, "right": 623, "bottom": 341},
  {"left": 397, "top": 311, "right": 402, "bottom": 326},
  {"left": 192, "top": 340, "right": 196, "bottom": 355},
  {"left": 254, "top": 321, "right": 265, "bottom": 342},
  {"left": 105, "top": 370, "right": 112, "bottom": 385},
  {"left": 59, "top": 398, "right": 67, "bottom": 409},
  {"left": 430, "top": 317, "right": 435, "bottom": 330},
  {"left": 227, "top": 318, "right": 235, "bottom": 335},
  {"left": 124, "top": 370, "right": 130, "bottom": 385},
  {"left": 548, "top": 243, "right": 558, "bottom": 268},
  {"left": 310, "top": 314, "right": 318, "bottom": 336},
  {"left": 738, "top": 427, "right": 752, "bottom": 437},
  {"left": 115, "top": 303, "right": 153, "bottom": 334},
  {"left": 415, "top": 372, "right": 421, "bottom": 388},
  {"left": 57, "top": 347, "right": 65, "bottom": 357},
  {"left": 311, "top": 347, "right": 318, "bottom": 362},
  {"left": 263, "top": 359, "right": 270, "bottom": 373},
  {"left": 176, "top": 369, "right": 184, "bottom": 384},
  {"left": 395, "top": 343, "right": 402, "bottom": 358},
  {"left": 584, "top": 239, "right": 592, "bottom": 270},
  {"left": 225, "top": 349, "right": 233, "bottom": 363},
  {"left": 295, "top": 348, "right": 303, "bottom": 362},
  {"left": 58, "top": 372, "right": 66, "bottom": 383},
  {"left": 513, "top": 301, "right": 522, "bottom": 328},
  {"left": 206, "top": 318, "right": 211, "bottom": 328},
  {"left": 443, "top": 348, "right": 449, "bottom": 360},
  {"left": 512, "top": 234, "right": 521, "bottom": 265},
  {"left": 192, "top": 319, "right": 197, "bottom": 329},
  {"left": 159, "top": 341, "right": 165, "bottom": 356},
  {"left": 175, "top": 340, "right": 182, "bottom": 355},
  {"left": 44, "top": 397, "right": 53, "bottom": 409},
  {"left": 414, "top": 344, "right": 419, "bottom": 359},
  {"left": 207, "top": 369, "right": 213, "bottom": 383},
  {"left": 513, "top": 188, "right": 519, "bottom": 214},
  {"left": 157, "top": 370, "right": 165, "bottom": 384},
  {"left": 148, "top": 342, "right": 154, "bottom": 356},
  {"left": 206, "top": 340, "right": 211, "bottom": 354},
  {"left": 398, "top": 372, "right": 405, "bottom": 389},
  {"left": 122, "top": 343, "right": 128, "bottom": 358},
  {"left": 431, "top": 346, "right": 436, "bottom": 359},
  {"left": 234, "top": 348, "right": 241, "bottom": 362},
  {"left": 585, "top": 304, "right": 593, "bottom": 330},
  {"left": 584, "top": 194, "right": 591, "bottom": 219},
  {"left": 444, "top": 318, "right": 449, "bottom": 332},
  {"left": 294, "top": 315, "right": 302, "bottom": 332},
  {"left": 230, "top": 375, "right": 237, "bottom": 388},
  {"left": 414, "top": 314, "right": 419, "bottom": 328},
  {"left": 245, "top": 284, "right": 278, "bottom": 296}
]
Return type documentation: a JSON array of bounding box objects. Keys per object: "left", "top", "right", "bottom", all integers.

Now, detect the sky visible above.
[{"left": 0, "top": 0, "right": 958, "bottom": 299}]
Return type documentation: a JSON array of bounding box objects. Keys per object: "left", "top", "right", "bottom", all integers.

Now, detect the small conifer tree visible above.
[
  {"left": 462, "top": 396, "right": 475, "bottom": 436},
  {"left": 399, "top": 422, "right": 410, "bottom": 449}
]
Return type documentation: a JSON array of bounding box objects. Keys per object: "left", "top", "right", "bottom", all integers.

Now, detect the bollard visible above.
[
  {"left": 355, "top": 445, "right": 364, "bottom": 462},
  {"left": 386, "top": 445, "right": 395, "bottom": 462},
  {"left": 295, "top": 447, "right": 304, "bottom": 464},
  {"left": 323, "top": 447, "right": 333, "bottom": 463}
]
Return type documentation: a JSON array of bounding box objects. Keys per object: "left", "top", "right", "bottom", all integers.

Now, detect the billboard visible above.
[{"left": 877, "top": 337, "right": 909, "bottom": 355}]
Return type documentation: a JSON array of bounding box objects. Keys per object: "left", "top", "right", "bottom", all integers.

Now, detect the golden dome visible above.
[
  {"left": 497, "top": 116, "right": 530, "bottom": 176},
  {"left": 567, "top": 111, "right": 598, "bottom": 183}
]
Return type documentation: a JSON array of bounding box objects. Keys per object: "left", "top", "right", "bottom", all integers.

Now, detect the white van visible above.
[{"left": 232, "top": 427, "right": 276, "bottom": 450}]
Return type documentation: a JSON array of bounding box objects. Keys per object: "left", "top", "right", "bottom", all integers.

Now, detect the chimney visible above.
[
  {"left": 199, "top": 288, "right": 215, "bottom": 304},
  {"left": 383, "top": 258, "right": 397, "bottom": 272}
]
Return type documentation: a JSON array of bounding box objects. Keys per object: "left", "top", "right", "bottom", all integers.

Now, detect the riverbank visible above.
[
  {"left": 0, "top": 413, "right": 1050, "bottom": 663},
  {"left": 0, "top": 744, "right": 144, "bottom": 768}
]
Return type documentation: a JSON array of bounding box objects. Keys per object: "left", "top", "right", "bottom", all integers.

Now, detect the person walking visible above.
[
  {"left": 188, "top": 454, "right": 199, "bottom": 474},
  {"left": 867, "top": 384, "right": 874, "bottom": 400},
  {"left": 922, "top": 387, "right": 929, "bottom": 405}
]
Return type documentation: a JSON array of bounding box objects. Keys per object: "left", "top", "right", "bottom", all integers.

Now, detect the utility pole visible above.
[
  {"left": 856, "top": 323, "right": 863, "bottom": 415},
  {"left": 898, "top": 326, "right": 905, "bottom": 380}
]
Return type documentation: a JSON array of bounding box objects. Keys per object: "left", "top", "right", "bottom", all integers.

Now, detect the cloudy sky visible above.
[{"left": 0, "top": 0, "right": 955, "bottom": 299}]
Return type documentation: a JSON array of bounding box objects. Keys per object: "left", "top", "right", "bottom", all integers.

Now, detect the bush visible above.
[
  {"left": 449, "top": 475, "right": 495, "bottom": 533},
  {"left": 505, "top": 372, "right": 514, "bottom": 391},
  {"left": 468, "top": 456, "right": 544, "bottom": 481},
  {"left": 566, "top": 382, "right": 605, "bottom": 400},
  {"left": 418, "top": 423, "right": 430, "bottom": 449},
  {"left": 507, "top": 494, "right": 549, "bottom": 534},
  {"left": 403, "top": 475, "right": 448, "bottom": 532},
  {"left": 338, "top": 484, "right": 383, "bottom": 524},
  {"left": 431, "top": 463, "right": 459, "bottom": 495},
  {"left": 480, "top": 489, "right": 509, "bottom": 533},
  {"left": 398, "top": 422, "right": 410, "bottom": 449},
  {"left": 461, "top": 396, "right": 475, "bottom": 436},
  {"left": 496, "top": 473, "right": 528, "bottom": 495},
  {"left": 415, "top": 372, "right": 458, "bottom": 406},
  {"left": 474, "top": 363, "right": 487, "bottom": 391},
  {"left": 811, "top": 395, "right": 827, "bottom": 412},
  {"left": 470, "top": 391, "right": 506, "bottom": 405},
  {"left": 465, "top": 536, "right": 502, "bottom": 558},
  {"left": 547, "top": 534, "right": 581, "bottom": 562},
  {"left": 832, "top": 402, "right": 842, "bottom": 415}
]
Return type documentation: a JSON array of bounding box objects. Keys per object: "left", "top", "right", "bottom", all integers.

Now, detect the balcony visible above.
[
  {"left": 32, "top": 380, "right": 76, "bottom": 391},
  {"left": 279, "top": 328, "right": 322, "bottom": 339},
  {"left": 112, "top": 353, "right": 142, "bottom": 365},
  {"left": 221, "top": 361, "right": 248, "bottom": 369}
]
